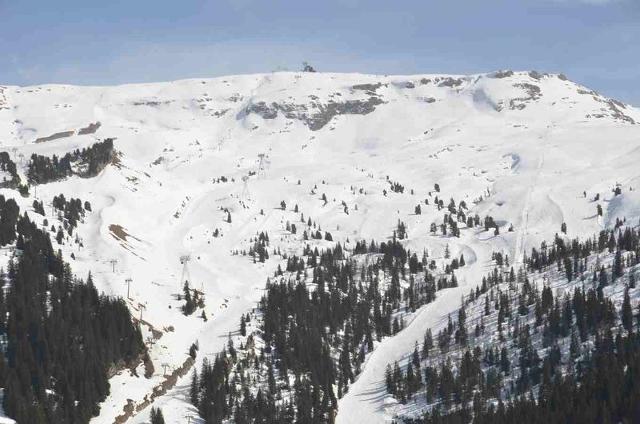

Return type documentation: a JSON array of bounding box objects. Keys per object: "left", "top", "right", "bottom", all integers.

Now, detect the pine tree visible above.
[
  {"left": 412, "top": 342, "right": 421, "bottom": 369},
  {"left": 385, "top": 364, "right": 395, "bottom": 394},
  {"left": 500, "top": 347, "right": 510, "bottom": 375},
  {"left": 622, "top": 287, "right": 633, "bottom": 333},
  {"left": 422, "top": 329, "right": 433, "bottom": 359},
  {"left": 240, "top": 314, "right": 247, "bottom": 336},
  {"left": 457, "top": 305, "right": 467, "bottom": 346},
  {"left": 613, "top": 249, "right": 623, "bottom": 280},
  {"left": 569, "top": 330, "right": 580, "bottom": 359},
  {"left": 406, "top": 362, "right": 415, "bottom": 399},
  {"left": 190, "top": 369, "right": 199, "bottom": 406},
  {"left": 150, "top": 407, "right": 166, "bottom": 424}
]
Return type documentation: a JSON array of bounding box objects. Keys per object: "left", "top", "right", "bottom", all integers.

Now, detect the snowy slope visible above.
[{"left": 0, "top": 70, "right": 638, "bottom": 423}]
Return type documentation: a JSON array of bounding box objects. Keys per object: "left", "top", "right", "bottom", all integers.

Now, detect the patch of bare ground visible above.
[
  {"left": 35, "top": 130, "right": 75, "bottom": 143},
  {"left": 132, "top": 316, "right": 164, "bottom": 342},
  {"left": 78, "top": 121, "right": 101, "bottom": 135},
  {"left": 109, "top": 224, "right": 142, "bottom": 243},
  {"left": 113, "top": 355, "right": 196, "bottom": 424}
]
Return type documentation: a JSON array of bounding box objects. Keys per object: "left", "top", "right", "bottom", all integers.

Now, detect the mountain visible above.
[{"left": 0, "top": 70, "right": 638, "bottom": 423}]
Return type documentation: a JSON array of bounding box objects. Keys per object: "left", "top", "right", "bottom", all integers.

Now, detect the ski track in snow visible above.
[
  {"left": 337, "top": 226, "right": 495, "bottom": 423},
  {"left": 514, "top": 124, "right": 549, "bottom": 268}
]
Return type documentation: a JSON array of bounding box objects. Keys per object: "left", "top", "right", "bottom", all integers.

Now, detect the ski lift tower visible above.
[
  {"left": 109, "top": 259, "right": 118, "bottom": 273},
  {"left": 241, "top": 175, "right": 250, "bottom": 200},
  {"left": 179, "top": 255, "right": 192, "bottom": 291},
  {"left": 257, "top": 153, "right": 267, "bottom": 178}
]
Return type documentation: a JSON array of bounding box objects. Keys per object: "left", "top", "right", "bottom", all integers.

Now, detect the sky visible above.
[{"left": 1, "top": 0, "right": 639, "bottom": 105}]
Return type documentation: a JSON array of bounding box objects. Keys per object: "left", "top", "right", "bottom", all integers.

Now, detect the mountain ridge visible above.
[{"left": 0, "top": 69, "right": 638, "bottom": 423}]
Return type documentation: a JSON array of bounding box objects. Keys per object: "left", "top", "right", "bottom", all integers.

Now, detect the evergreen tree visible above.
[
  {"left": 190, "top": 370, "right": 199, "bottom": 407},
  {"left": 622, "top": 287, "right": 633, "bottom": 333},
  {"left": 150, "top": 407, "right": 166, "bottom": 424}
]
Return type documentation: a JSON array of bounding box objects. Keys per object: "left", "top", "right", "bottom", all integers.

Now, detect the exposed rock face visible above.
[
  {"left": 605, "top": 100, "right": 635, "bottom": 124},
  {"left": 238, "top": 70, "right": 636, "bottom": 128},
  {"left": 578, "top": 88, "right": 598, "bottom": 96},
  {"left": 0, "top": 87, "right": 8, "bottom": 111},
  {"left": 351, "top": 82, "right": 384, "bottom": 95},
  {"left": 437, "top": 77, "right": 465, "bottom": 88},
  {"left": 528, "top": 70, "right": 543, "bottom": 80},
  {"left": 491, "top": 70, "right": 514, "bottom": 79},
  {"left": 579, "top": 88, "right": 636, "bottom": 124},
  {"left": 512, "top": 83, "right": 542, "bottom": 109},
  {"left": 245, "top": 101, "right": 279, "bottom": 119},
  {"left": 35, "top": 130, "right": 74, "bottom": 143},
  {"left": 131, "top": 99, "right": 175, "bottom": 107},
  {"left": 78, "top": 121, "right": 101, "bottom": 135},
  {"left": 243, "top": 96, "right": 385, "bottom": 130}
]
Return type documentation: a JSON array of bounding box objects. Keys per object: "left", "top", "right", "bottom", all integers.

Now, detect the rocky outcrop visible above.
[
  {"left": 507, "top": 83, "right": 542, "bottom": 110},
  {"left": 78, "top": 121, "right": 101, "bottom": 135},
  {"left": 113, "top": 355, "right": 195, "bottom": 424},
  {"left": 35, "top": 130, "right": 74, "bottom": 143},
  {"left": 490, "top": 70, "right": 514, "bottom": 79},
  {"left": 243, "top": 96, "right": 385, "bottom": 131},
  {"left": 437, "top": 77, "right": 465, "bottom": 88}
]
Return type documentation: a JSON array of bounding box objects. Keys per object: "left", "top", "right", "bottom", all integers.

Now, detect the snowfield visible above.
[{"left": 0, "top": 70, "right": 638, "bottom": 423}]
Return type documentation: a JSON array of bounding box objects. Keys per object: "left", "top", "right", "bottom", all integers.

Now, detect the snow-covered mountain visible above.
[{"left": 0, "top": 70, "right": 639, "bottom": 423}]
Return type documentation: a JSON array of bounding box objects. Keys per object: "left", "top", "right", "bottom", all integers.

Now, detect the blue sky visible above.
[{"left": 1, "top": 0, "right": 638, "bottom": 104}]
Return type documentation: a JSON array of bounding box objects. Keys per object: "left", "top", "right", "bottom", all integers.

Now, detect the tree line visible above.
[
  {"left": 0, "top": 195, "right": 145, "bottom": 423},
  {"left": 191, "top": 232, "right": 463, "bottom": 423},
  {"left": 27, "top": 139, "right": 114, "bottom": 185},
  {"left": 386, "top": 224, "right": 640, "bottom": 423}
]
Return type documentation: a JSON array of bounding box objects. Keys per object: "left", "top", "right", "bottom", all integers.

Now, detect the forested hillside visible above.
[
  {"left": 384, "top": 225, "right": 640, "bottom": 423},
  {"left": 0, "top": 195, "right": 144, "bottom": 423}
]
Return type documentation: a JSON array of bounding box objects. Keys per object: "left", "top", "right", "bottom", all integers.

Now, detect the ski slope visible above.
[{"left": 0, "top": 70, "right": 638, "bottom": 423}]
